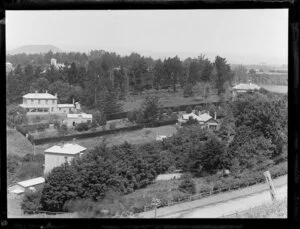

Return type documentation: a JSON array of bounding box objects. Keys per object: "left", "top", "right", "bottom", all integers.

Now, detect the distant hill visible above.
[{"left": 8, "top": 45, "right": 62, "bottom": 55}]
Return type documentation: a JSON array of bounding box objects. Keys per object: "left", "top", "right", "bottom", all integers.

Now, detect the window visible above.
[
  {"left": 64, "top": 156, "right": 68, "bottom": 163},
  {"left": 46, "top": 100, "right": 48, "bottom": 104},
  {"left": 31, "top": 99, "right": 34, "bottom": 103},
  {"left": 38, "top": 100, "right": 40, "bottom": 104}
]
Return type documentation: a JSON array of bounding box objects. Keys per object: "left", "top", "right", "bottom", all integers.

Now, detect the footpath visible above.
[{"left": 138, "top": 175, "right": 287, "bottom": 218}]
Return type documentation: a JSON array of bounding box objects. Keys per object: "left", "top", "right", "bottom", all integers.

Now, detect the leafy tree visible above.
[
  {"left": 41, "top": 164, "right": 77, "bottom": 212},
  {"left": 163, "top": 56, "right": 184, "bottom": 92},
  {"left": 183, "top": 83, "right": 194, "bottom": 97},
  {"left": 214, "top": 56, "right": 233, "bottom": 95},
  {"left": 201, "top": 136, "right": 227, "bottom": 174},
  {"left": 30, "top": 77, "right": 50, "bottom": 92}
]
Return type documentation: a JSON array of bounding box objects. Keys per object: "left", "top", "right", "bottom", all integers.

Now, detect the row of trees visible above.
[{"left": 7, "top": 50, "right": 234, "bottom": 111}]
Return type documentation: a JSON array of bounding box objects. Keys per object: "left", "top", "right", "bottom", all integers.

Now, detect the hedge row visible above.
[{"left": 32, "top": 119, "right": 178, "bottom": 145}]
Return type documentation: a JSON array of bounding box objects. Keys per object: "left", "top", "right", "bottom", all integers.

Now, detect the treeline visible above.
[{"left": 7, "top": 50, "right": 233, "bottom": 113}]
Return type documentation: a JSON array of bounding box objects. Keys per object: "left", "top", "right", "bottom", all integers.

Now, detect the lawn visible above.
[{"left": 34, "top": 125, "right": 178, "bottom": 155}]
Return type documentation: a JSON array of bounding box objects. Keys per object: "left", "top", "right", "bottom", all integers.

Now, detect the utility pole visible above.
[{"left": 264, "top": 170, "right": 277, "bottom": 201}]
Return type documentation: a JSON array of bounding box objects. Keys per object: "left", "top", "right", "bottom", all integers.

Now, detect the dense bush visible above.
[
  {"left": 186, "top": 106, "right": 192, "bottom": 114},
  {"left": 109, "top": 122, "right": 116, "bottom": 130},
  {"left": 75, "top": 122, "right": 90, "bottom": 132}
]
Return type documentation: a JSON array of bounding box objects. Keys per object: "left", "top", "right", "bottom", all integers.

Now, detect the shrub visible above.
[
  {"left": 53, "top": 121, "right": 61, "bottom": 129},
  {"left": 90, "top": 119, "right": 98, "bottom": 131},
  {"left": 127, "top": 110, "right": 136, "bottom": 123},
  {"left": 186, "top": 106, "right": 192, "bottom": 114},
  {"left": 178, "top": 173, "right": 196, "bottom": 194},
  {"left": 21, "top": 188, "right": 43, "bottom": 214},
  {"left": 109, "top": 122, "right": 116, "bottom": 130},
  {"left": 75, "top": 122, "right": 90, "bottom": 132},
  {"left": 58, "top": 124, "right": 68, "bottom": 136}
]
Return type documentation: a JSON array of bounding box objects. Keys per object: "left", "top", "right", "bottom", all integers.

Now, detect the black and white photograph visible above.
[{"left": 6, "top": 9, "right": 288, "bottom": 218}]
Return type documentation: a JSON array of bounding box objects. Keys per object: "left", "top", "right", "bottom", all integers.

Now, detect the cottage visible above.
[
  {"left": 9, "top": 177, "right": 45, "bottom": 195},
  {"left": 44, "top": 142, "right": 86, "bottom": 174},
  {"left": 66, "top": 113, "right": 93, "bottom": 128},
  {"left": 232, "top": 82, "right": 260, "bottom": 95},
  {"left": 178, "top": 112, "right": 219, "bottom": 130}
]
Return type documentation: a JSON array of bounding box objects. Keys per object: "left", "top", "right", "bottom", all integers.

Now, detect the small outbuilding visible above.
[
  {"left": 65, "top": 113, "right": 93, "bottom": 128},
  {"left": 9, "top": 177, "right": 45, "bottom": 196},
  {"left": 44, "top": 142, "right": 86, "bottom": 174}
]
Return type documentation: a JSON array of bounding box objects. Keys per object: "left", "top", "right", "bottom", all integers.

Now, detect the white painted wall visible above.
[{"left": 44, "top": 153, "right": 77, "bottom": 174}]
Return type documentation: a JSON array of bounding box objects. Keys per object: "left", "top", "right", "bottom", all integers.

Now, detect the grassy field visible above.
[
  {"left": 7, "top": 128, "right": 34, "bottom": 157},
  {"left": 123, "top": 90, "right": 219, "bottom": 111}
]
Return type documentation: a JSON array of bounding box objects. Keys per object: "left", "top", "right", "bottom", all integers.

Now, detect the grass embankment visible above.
[
  {"left": 228, "top": 197, "right": 287, "bottom": 218},
  {"left": 7, "top": 127, "right": 33, "bottom": 157}
]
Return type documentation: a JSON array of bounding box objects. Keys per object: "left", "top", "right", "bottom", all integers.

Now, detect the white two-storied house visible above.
[
  {"left": 20, "top": 91, "right": 59, "bottom": 113},
  {"left": 19, "top": 91, "right": 80, "bottom": 114}
]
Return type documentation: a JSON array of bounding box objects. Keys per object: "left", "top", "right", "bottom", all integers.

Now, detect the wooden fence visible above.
[{"left": 142, "top": 179, "right": 269, "bottom": 213}]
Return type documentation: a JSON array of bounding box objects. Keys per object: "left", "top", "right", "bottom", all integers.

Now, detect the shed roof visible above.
[
  {"left": 11, "top": 188, "right": 25, "bottom": 194},
  {"left": 156, "top": 173, "right": 182, "bottom": 181},
  {"left": 45, "top": 143, "right": 86, "bottom": 155},
  {"left": 23, "top": 93, "right": 57, "bottom": 99},
  {"left": 67, "top": 113, "right": 92, "bottom": 119},
  {"left": 17, "top": 177, "right": 45, "bottom": 188}
]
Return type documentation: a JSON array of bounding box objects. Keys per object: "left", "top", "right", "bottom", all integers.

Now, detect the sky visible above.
[{"left": 6, "top": 10, "right": 288, "bottom": 65}]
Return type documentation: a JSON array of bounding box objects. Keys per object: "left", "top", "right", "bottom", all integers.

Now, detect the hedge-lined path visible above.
[{"left": 138, "top": 175, "right": 287, "bottom": 218}]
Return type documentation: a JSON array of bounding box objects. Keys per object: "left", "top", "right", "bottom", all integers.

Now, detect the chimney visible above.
[
  {"left": 208, "top": 111, "right": 210, "bottom": 116},
  {"left": 46, "top": 90, "right": 48, "bottom": 94},
  {"left": 55, "top": 93, "right": 57, "bottom": 98},
  {"left": 62, "top": 141, "right": 65, "bottom": 147},
  {"left": 73, "top": 98, "right": 75, "bottom": 105},
  {"left": 35, "top": 91, "right": 38, "bottom": 94},
  {"left": 214, "top": 112, "right": 217, "bottom": 120},
  {"left": 73, "top": 138, "right": 76, "bottom": 145}
]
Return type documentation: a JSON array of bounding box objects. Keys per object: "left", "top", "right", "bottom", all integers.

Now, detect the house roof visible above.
[
  {"left": 23, "top": 93, "right": 57, "bottom": 99},
  {"left": 67, "top": 113, "right": 92, "bottom": 119},
  {"left": 156, "top": 173, "right": 182, "bottom": 181},
  {"left": 45, "top": 143, "right": 86, "bottom": 155},
  {"left": 233, "top": 83, "right": 260, "bottom": 91},
  {"left": 182, "top": 112, "right": 214, "bottom": 123},
  {"left": 17, "top": 177, "right": 45, "bottom": 188},
  {"left": 57, "top": 104, "right": 75, "bottom": 108}
]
